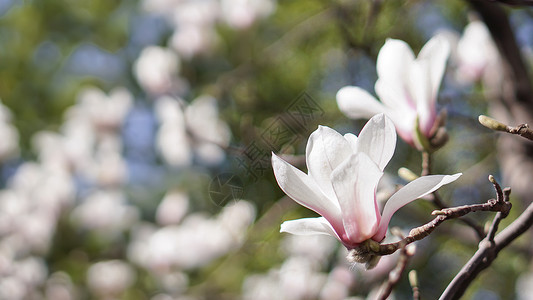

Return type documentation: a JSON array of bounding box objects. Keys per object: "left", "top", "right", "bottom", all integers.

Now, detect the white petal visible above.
[
  {"left": 374, "top": 173, "right": 462, "bottom": 241},
  {"left": 343, "top": 133, "right": 358, "bottom": 151},
  {"left": 409, "top": 60, "right": 435, "bottom": 135},
  {"left": 354, "top": 114, "right": 396, "bottom": 171},
  {"left": 418, "top": 34, "right": 450, "bottom": 100},
  {"left": 306, "top": 126, "right": 353, "bottom": 199},
  {"left": 272, "top": 153, "right": 341, "bottom": 224},
  {"left": 374, "top": 80, "right": 418, "bottom": 143},
  {"left": 336, "top": 86, "right": 386, "bottom": 119},
  {"left": 331, "top": 153, "right": 383, "bottom": 243},
  {"left": 280, "top": 217, "right": 339, "bottom": 239},
  {"left": 375, "top": 78, "right": 415, "bottom": 111},
  {"left": 376, "top": 39, "right": 415, "bottom": 96}
]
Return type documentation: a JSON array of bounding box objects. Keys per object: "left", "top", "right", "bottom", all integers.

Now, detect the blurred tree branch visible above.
[
  {"left": 438, "top": 1, "right": 533, "bottom": 298},
  {"left": 487, "top": 0, "right": 533, "bottom": 5}
]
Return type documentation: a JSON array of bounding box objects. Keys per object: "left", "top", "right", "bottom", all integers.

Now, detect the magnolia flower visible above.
[
  {"left": 456, "top": 20, "right": 500, "bottom": 84},
  {"left": 336, "top": 35, "right": 450, "bottom": 148},
  {"left": 273, "top": 114, "right": 460, "bottom": 249},
  {"left": 134, "top": 46, "right": 180, "bottom": 95}
]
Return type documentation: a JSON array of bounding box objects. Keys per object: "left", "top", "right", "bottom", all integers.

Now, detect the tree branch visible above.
[
  {"left": 347, "top": 177, "right": 511, "bottom": 265},
  {"left": 479, "top": 115, "right": 533, "bottom": 141},
  {"left": 487, "top": 0, "right": 533, "bottom": 6}
]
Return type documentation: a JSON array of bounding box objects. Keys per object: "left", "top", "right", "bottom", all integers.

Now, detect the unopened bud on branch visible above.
[{"left": 479, "top": 115, "right": 508, "bottom": 132}]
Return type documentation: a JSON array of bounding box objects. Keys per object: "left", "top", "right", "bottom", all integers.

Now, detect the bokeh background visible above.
[{"left": 1, "top": 0, "right": 533, "bottom": 299}]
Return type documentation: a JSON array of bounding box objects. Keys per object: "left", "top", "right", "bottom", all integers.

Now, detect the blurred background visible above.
[{"left": 1, "top": 0, "right": 533, "bottom": 299}]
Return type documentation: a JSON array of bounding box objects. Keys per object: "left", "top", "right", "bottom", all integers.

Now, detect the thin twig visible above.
[
  {"left": 409, "top": 270, "right": 421, "bottom": 300},
  {"left": 421, "top": 151, "right": 431, "bottom": 177},
  {"left": 421, "top": 152, "right": 485, "bottom": 239},
  {"left": 487, "top": 0, "right": 533, "bottom": 6},
  {"left": 440, "top": 187, "right": 515, "bottom": 300},
  {"left": 428, "top": 192, "right": 486, "bottom": 239},
  {"left": 372, "top": 177, "right": 509, "bottom": 256},
  {"left": 479, "top": 115, "right": 533, "bottom": 141},
  {"left": 377, "top": 242, "right": 415, "bottom": 300},
  {"left": 348, "top": 178, "right": 511, "bottom": 261}
]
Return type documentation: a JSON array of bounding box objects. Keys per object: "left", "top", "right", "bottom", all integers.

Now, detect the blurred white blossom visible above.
[
  {"left": 45, "top": 272, "right": 76, "bottom": 300},
  {"left": 134, "top": 46, "right": 181, "bottom": 95},
  {"left": 319, "top": 266, "right": 355, "bottom": 300},
  {"left": 155, "top": 95, "right": 231, "bottom": 167},
  {"left": 220, "top": 0, "right": 276, "bottom": 29},
  {"left": 70, "top": 190, "right": 140, "bottom": 238},
  {"left": 242, "top": 256, "right": 327, "bottom": 300},
  {"left": 155, "top": 96, "right": 192, "bottom": 167},
  {"left": 455, "top": 20, "right": 501, "bottom": 85},
  {"left": 129, "top": 200, "right": 255, "bottom": 271},
  {"left": 156, "top": 190, "right": 190, "bottom": 226},
  {"left": 87, "top": 260, "right": 136, "bottom": 298},
  {"left": 76, "top": 86, "right": 133, "bottom": 132},
  {"left": 142, "top": 0, "right": 276, "bottom": 57}
]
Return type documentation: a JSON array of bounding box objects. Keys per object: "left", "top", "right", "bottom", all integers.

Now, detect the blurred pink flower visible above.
[
  {"left": 336, "top": 35, "right": 450, "bottom": 148},
  {"left": 273, "top": 114, "right": 460, "bottom": 249},
  {"left": 456, "top": 20, "right": 500, "bottom": 84}
]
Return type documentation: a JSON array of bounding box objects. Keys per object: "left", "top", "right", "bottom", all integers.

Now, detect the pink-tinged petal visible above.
[
  {"left": 375, "top": 78, "right": 416, "bottom": 114},
  {"left": 343, "top": 133, "right": 358, "bottom": 151},
  {"left": 272, "top": 153, "right": 341, "bottom": 224},
  {"left": 280, "top": 217, "right": 340, "bottom": 240},
  {"left": 336, "top": 86, "right": 386, "bottom": 119},
  {"left": 373, "top": 173, "right": 462, "bottom": 241},
  {"left": 408, "top": 60, "right": 435, "bottom": 135},
  {"left": 376, "top": 39, "right": 416, "bottom": 109},
  {"left": 306, "top": 126, "right": 353, "bottom": 199},
  {"left": 331, "top": 153, "right": 383, "bottom": 244},
  {"left": 354, "top": 114, "right": 396, "bottom": 171},
  {"left": 418, "top": 34, "right": 450, "bottom": 101},
  {"left": 377, "top": 39, "right": 415, "bottom": 83}
]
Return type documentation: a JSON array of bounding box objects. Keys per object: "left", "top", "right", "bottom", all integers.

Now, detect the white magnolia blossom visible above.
[
  {"left": 45, "top": 272, "right": 76, "bottom": 300},
  {"left": 170, "top": 24, "right": 216, "bottom": 59},
  {"left": 220, "top": 0, "right": 276, "bottom": 29},
  {"left": 134, "top": 46, "right": 180, "bottom": 95},
  {"left": 242, "top": 255, "right": 328, "bottom": 300},
  {"left": 76, "top": 86, "right": 133, "bottom": 132},
  {"left": 155, "top": 96, "right": 231, "bottom": 167},
  {"left": 337, "top": 35, "right": 450, "bottom": 148},
  {"left": 70, "top": 190, "right": 139, "bottom": 237},
  {"left": 273, "top": 114, "right": 461, "bottom": 249},
  {"left": 87, "top": 260, "right": 136, "bottom": 297},
  {"left": 143, "top": 0, "right": 276, "bottom": 57},
  {"left": 456, "top": 20, "right": 500, "bottom": 84},
  {"left": 35, "top": 86, "right": 131, "bottom": 184},
  {"left": 128, "top": 200, "right": 255, "bottom": 271},
  {"left": 82, "top": 135, "right": 128, "bottom": 186},
  {"left": 318, "top": 266, "right": 355, "bottom": 300},
  {"left": 156, "top": 190, "right": 190, "bottom": 226}
]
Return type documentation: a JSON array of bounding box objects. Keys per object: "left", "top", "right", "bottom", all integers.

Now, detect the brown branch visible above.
[
  {"left": 429, "top": 192, "right": 487, "bottom": 240},
  {"left": 377, "top": 242, "right": 415, "bottom": 300},
  {"left": 421, "top": 152, "right": 485, "bottom": 239},
  {"left": 347, "top": 177, "right": 511, "bottom": 261},
  {"left": 487, "top": 0, "right": 533, "bottom": 5},
  {"left": 469, "top": 0, "right": 533, "bottom": 203},
  {"left": 421, "top": 151, "right": 431, "bottom": 177},
  {"left": 439, "top": 187, "right": 513, "bottom": 300},
  {"left": 438, "top": 2, "right": 533, "bottom": 297}
]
